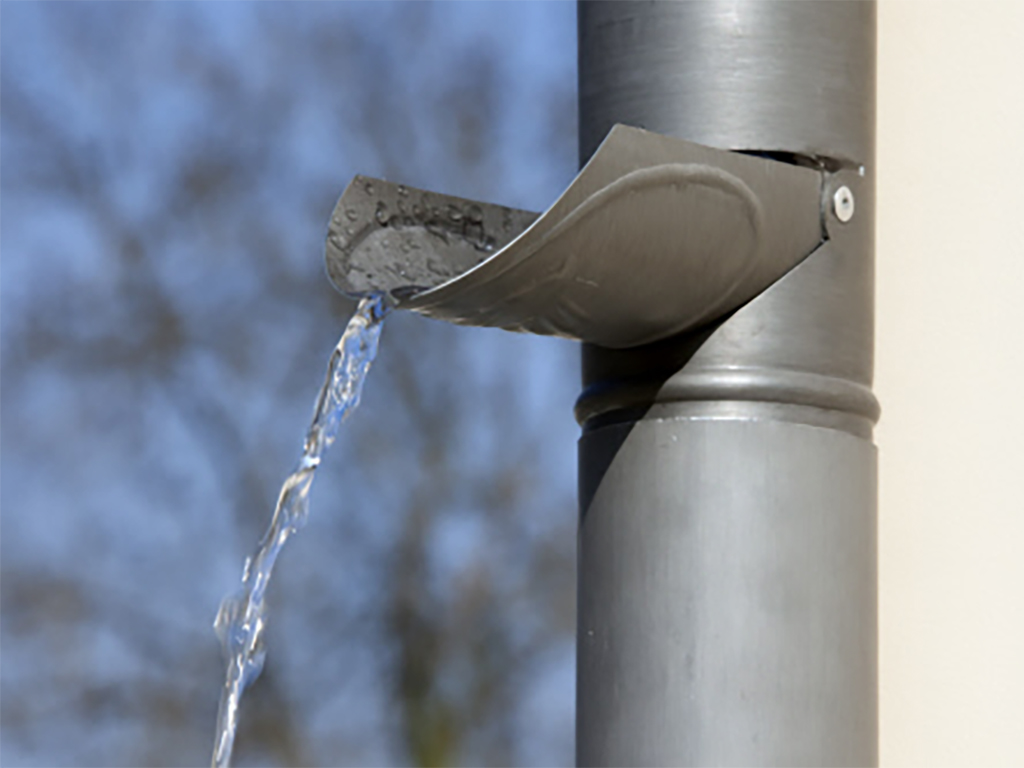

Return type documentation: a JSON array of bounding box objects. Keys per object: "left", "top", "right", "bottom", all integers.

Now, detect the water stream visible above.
[{"left": 210, "top": 293, "right": 389, "bottom": 768}]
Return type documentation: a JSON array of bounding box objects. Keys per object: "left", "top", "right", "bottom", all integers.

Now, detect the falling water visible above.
[{"left": 210, "top": 293, "right": 390, "bottom": 768}]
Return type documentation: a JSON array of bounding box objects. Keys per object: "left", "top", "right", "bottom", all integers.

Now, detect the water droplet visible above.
[
  {"left": 467, "top": 204, "right": 483, "bottom": 224},
  {"left": 447, "top": 205, "right": 463, "bottom": 222},
  {"left": 482, "top": 236, "right": 497, "bottom": 252},
  {"left": 397, "top": 184, "right": 409, "bottom": 196},
  {"left": 375, "top": 201, "right": 390, "bottom": 225},
  {"left": 345, "top": 208, "right": 358, "bottom": 221},
  {"left": 345, "top": 227, "right": 355, "bottom": 236},
  {"left": 328, "top": 232, "right": 345, "bottom": 249},
  {"left": 364, "top": 181, "right": 374, "bottom": 195},
  {"left": 412, "top": 204, "right": 425, "bottom": 222}
]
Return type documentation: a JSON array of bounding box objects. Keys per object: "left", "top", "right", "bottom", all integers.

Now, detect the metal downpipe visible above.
[{"left": 575, "top": 2, "right": 878, "bottom": 766}]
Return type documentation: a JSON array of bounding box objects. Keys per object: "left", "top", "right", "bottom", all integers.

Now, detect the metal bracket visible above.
[{"left": 325, "top": 125, "right": 827, "bottom": 349}]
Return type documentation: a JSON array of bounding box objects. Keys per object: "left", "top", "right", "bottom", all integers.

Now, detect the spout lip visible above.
[
  {"left": 326, "top": 125, "right": 826, "bottom": 348},
  {"left": 324, "top": 127, "right": 643, "bottom": 308},
  {"left": 323, "top": 175, "right": 540, "bottom": 304}
]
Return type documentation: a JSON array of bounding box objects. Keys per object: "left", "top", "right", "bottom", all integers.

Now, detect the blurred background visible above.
[
  {"left": 4, "top": 3, "right": 1024, "bottom": 768},
  {"left": 1, "top": 3, "right": 579, "bottom": 766}
]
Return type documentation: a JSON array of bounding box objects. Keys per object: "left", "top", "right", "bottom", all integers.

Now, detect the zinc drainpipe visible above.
[{"left": 574, "top": 2, "right": 878, "bottom": 766}]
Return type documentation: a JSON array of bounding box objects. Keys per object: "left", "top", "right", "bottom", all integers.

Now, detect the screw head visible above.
[{"left": 833, "top": 185, "right": 855, "bottom": 223}]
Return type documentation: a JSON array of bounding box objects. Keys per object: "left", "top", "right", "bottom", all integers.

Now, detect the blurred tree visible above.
[{"left": 0, "top": 3, "right": 579, "bottom": 766}]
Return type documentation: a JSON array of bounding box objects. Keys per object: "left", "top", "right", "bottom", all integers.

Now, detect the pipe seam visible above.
[{"left": 575, "top": 366, "right": 880, "bottom": 427}]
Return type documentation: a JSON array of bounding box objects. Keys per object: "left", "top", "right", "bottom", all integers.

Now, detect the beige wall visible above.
[{"left": 877, "top": 3, "right": 1024, "bottom": 765}]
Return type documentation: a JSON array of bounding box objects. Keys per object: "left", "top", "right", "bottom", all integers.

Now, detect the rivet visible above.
[{"left": 833, "top": 185, "right": 855, "bottom": 223}]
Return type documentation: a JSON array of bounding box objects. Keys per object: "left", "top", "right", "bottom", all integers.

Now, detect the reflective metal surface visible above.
[
  {"left": 325, "top": 126, "right": 825, "bottom": 349},
  {"left": 575, "top": 2, "right": 878, "bottom": 766},
  {"left": 578, "top": 418, "right": 878, "bottom": 767},
  {"left": 578, "top": 1, "right": 876, "bottom": 166}
]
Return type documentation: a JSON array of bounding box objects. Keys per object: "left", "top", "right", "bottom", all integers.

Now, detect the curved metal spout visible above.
[{"left": 325, "top": 125, "right": 825, "bottom": 348}]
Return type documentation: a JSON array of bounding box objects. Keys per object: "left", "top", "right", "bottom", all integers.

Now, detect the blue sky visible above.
[{"left": 1, "top": 3, "right": 582, "bottom": 765}]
